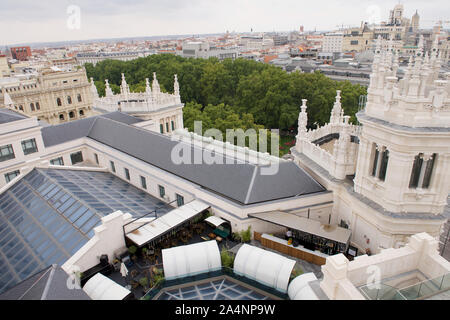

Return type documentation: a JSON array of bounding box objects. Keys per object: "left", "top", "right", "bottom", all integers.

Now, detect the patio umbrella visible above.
[{"left": 120, "top": 262, "right": 129, "bottom": 278}]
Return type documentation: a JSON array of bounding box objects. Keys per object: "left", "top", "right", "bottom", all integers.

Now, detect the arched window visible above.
[
  {"left": 35, "top": 102, "right": 40, "bottom": 110},
  {"left": 59, "top": 114, "right": 65, "bottom": 121},
  {"left": 69, "top": 111, "right": 75, "bottom": 118},
  {"left": 30, "top": 103, "right": 35, "bottom": 111},
  {"left": 19, "top": 105, "right": 23, "bottom": 111},
  {"left": 79, "top": 110, "right": 84, "bottom": 116},
  {"left": 67, "top": 96, "right": 72, "bottom": 104},
  {"left": 57, "top": 98, "right": 62, "bottom": 106},
  {"left": 77, "top": 94, "right": 82, "bottom": 102}
]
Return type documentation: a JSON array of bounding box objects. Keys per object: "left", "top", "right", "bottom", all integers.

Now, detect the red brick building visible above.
[{"left": 10, "top": 46, "right": 32, "bottom": 61}]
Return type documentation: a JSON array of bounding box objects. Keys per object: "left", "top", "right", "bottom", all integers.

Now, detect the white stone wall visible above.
[{"left": 320, "top": 233, "right": 450, "bottom": 300}]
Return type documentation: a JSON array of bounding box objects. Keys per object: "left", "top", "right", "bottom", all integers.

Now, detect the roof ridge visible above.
[
  {"left": 41, "top": 264, "right": 57, "bottom": 300},
  {"left": 244, "top": 166, "right": 258, "bottom": 204},
  {"left": 86, "top": 115, "right": 99, "bottom": 136},
  {"left": 17, "top": 266, "right": 52, "bottom": 300}
]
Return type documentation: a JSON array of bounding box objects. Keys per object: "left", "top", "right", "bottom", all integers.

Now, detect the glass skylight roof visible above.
[
  {"left": 157, "top": 278, "right": 271, "bottom": 300},
  {"left": 0, "top": 168, "right": 172, "bottom": 294}
]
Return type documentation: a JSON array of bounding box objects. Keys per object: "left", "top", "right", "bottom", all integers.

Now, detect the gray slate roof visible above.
[
  {"left": 41, "top": 112, "right": 326, "bottom": 205},
  {"left": 0, "top": 108, "right": 28, "bottom": 124},
  {"left": 41, "top": 112, "right": 143, "bottom": 147},
  {"left": 0, "top": 265, "right": 90, "bottom": 300}
]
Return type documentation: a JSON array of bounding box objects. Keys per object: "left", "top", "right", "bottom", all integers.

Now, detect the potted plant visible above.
[
  {"left": 112, "top": 258, "right": 121, "bottom": 271},
  {"left": 232, "top": 232, "right": 242, "bottom": 243},
  {"left": 128, "top": 245, "right": 138, "bottom": 262},
  {"left": 220, "top": 247, "right": 235, "bottom": 269},
  {"left": 240, "top": 226, "right": 252, "bottom": 243},
  {"left": 139, "top": 276, "right": 149, "bottom": 291}
]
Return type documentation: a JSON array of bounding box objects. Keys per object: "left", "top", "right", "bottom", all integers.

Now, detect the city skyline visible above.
[{"left": 1, "top": 0, "right": 449, "bottom": 46}]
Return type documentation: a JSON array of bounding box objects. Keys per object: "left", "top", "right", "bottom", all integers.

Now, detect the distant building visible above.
[
  {"left": 240, "top": 35, "right": 274, "bottom": 51},
  {"left": 388, "top": 4, "right": 405, "bottom": 26},
  {"left": 322, "top": 33, "right": 344, "bottom": 53},
  {"left": 10, "top": 46, "right": 31, "bottom": 61},
  {"left": 180, "top": 41, "right": 237, "bottom": 60},
  {"left": 76, "top": 50, "right": 154, "bottom": 66},
  {"left": 272, "top": 34, "right": 289, "bottom": 46},
  {"left": 0, "top": 68, "right": 95, "bottom": 124},
  {"left": 411, "top": 10, "right": 420, "bottom": 33},
  {"left": 342, "top": 23, "right": 374, "bottom": 53}
]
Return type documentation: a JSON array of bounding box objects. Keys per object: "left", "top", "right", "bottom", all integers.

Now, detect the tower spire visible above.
[
  {"left": 90, "top": 77, "right": 99, "bottom": 99},
  {"left": 330, "top": 90, "right": 342, "bottom": 125},
  {"left": 105, "top": 79, "right": 113, "bottom": 97},
  {"left": 295, "top": 99, "right": 308, "bottom": 152},
  {"left": 145, "top": 78, "right": 151, "bottom": 95},
  {"left": 120, "top": 73, "right": 130, "bottom": 97},
  {"left": 1, "top": 87, "right": 14, "bottom": 107},
  {"left": 174, "top": 74, "right": 180, "bottom": 97}
]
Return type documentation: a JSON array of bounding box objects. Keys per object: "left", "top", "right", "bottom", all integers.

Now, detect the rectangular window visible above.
[
  {"left": 94, "top": 153, "right": 99, "bottom": 165},
  {"left": 124, "top": 168, "right": 130, "bottom": 180},
  {"left": 166, "top": 122, "right": 169, "bottom": 132},
  {"left": 409, "top": 153, "right": 436, "bottom": 189},
  {"left": 409, "top": 154, "right": 423, "bottom": 188},
  {"left": 176, "top": 194, "right": 184, "bottom": 207},
  {"left": 0, "top": 144, "right": 15, "bottom": 162},
  {"left": 70, "top": 151, "right": 83, "bottom": 165},
  {"left": 160, "top": 124, "right": 164, "bottom": 134},
  {"left": 371, "top": 145, "right": 379, "bottom": 177},
  {"left": 422, "top": 154, "right": 436, "bottom": 189},
  {"left": 110, "top": 161, "right": 116, "bottom": 173},
  {"left": 21, "top": 138, "right": 38, "bottom": 155},
  {"left": 159, "top": 185, "right": 165, "bottom": 198},
  {"left": 140, "top": 176, "right": 147, "bottom": 189},
  {"left": 378, "top": 150, "right": 389, "bottom": 181},
  {"left": 171, "top": 121, "right": 175, "bottom": 131},
  {"left": 5, "top": 170, "right": 20, "bottom": 183},
  {"left": 50, "top": 157, "right": 64, "bottom": 166}
]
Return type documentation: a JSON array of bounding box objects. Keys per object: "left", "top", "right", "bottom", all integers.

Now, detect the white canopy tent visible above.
[
  {"left": 83, "top": 273, "right": 131, "bottom": 300},
  {"left": 204, "top": 216, "right": 228, "bottom": 227},
  {"left": 162, "top": 240, "right": 221, "bottom": 280},
  {"left": 126, "top": 200, "right": 210, "bottom": 247},
  {"left": 233, "top": 244, "right": 296, "bottom": 293},
  {"left": 288, "top": 273, "right": 319, "bottom": 300}
]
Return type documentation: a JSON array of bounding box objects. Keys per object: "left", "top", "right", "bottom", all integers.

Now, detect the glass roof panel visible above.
[{"left": 0, "top": 168, "right": 173, "bottom": 294}]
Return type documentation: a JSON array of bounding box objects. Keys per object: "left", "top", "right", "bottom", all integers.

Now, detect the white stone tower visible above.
[{"left": 353, "top": 35, "right": 450, "bottom": 215}]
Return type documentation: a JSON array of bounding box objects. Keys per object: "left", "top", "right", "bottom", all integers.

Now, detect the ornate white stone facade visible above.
[
  {"left": 92, "top": 73, "right": 184, "bottom": 134},
  {"left": 292, "top": 35, "right": 450, "bottom": 254}
]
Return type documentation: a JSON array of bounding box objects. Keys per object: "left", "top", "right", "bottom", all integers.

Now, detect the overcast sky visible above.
[{"left": 1, "top": 0, "right": 448, "bottom": 45}]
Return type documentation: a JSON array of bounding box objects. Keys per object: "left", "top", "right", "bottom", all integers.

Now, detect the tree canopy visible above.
[{"left": 85, "top": 54, "right": 367, "bottom": 133}]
